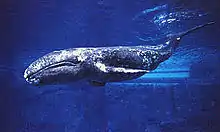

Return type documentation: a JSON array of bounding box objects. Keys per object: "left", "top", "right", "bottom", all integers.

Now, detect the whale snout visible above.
[
  {"left": 24, "top": 60, "right": 51, "bottom": 85},
  {"left": 24, "top": 68, "right": 40, "bottom": 85}
]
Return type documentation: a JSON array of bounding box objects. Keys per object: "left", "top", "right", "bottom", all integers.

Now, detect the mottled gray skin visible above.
[
  {"left": 24, "top": 22, "right": 214, "bottom": 86},
  {"left": 24, "top": 45, "right": 170, "bottom": 85}
]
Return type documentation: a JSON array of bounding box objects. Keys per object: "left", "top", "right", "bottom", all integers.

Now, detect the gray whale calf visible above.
[{"left": 24, "top": 22, "right": 214, "bottom": 86}]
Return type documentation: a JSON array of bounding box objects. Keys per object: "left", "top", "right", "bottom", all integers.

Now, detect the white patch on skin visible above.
[
  {"left": 54, "top": 50, "right": 67, "bottom": 62},
  {"left": 77, "top": 55, "right": 85, "bottom": 62},
  {"left": 96, "top": 50, "right": 103, "bottom": 58},
  {"left": 57, "top": 48, "right": 88, "bottom": 62},
  {"left": 95, "top": 62, "right": 149, "bottom": 73},
  {"left": 25, "top": 76, "right": 40, "bottom": 85},
  {"left": 95, "top": 62, "right": 107, "bottom": 72},
  {"left": 24, "top": 69, "right": 29, "bottom": 78},
  {"left": 111, "top": 67, "right": 149, "bottom": 73}
]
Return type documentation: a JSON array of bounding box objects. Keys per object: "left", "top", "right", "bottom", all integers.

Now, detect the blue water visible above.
[{"left": 1, "top": 0, "right": 220, "bottom": 131}]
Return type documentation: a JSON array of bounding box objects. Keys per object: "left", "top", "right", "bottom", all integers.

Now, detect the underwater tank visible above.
[{"left": 1, "top": 0, "right": 220, "bottom": 132}]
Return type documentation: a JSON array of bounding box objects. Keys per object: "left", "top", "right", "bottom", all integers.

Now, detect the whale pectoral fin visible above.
[
  {"left": 89, "top": 80, "right": 106, "bottom": 87},
  {"left": 109, "top": 67, "right": 150, "bottom": 74},
  {"left": 95, "top": 62, "right": 149, "bottom": 74}
]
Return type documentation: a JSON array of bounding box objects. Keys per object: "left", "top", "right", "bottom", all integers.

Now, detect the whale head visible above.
[{"left": 24, "top": 48, "right": 89, "bottom": 85}]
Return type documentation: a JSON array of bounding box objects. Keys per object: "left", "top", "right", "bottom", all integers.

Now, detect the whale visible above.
[{"left": 24, "top": 22, "right": 214, "bottom": 86}]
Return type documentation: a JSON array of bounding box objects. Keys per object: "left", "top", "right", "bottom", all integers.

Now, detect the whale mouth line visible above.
[{"left": 24, "top": 61, "right": 77, "bottom": 83}]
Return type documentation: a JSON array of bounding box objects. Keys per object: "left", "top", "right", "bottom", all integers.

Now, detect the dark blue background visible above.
[{"left": 1, "top": 0, "right": 220, "bottom": 131}]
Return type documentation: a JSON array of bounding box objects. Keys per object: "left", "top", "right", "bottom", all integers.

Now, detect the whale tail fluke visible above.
[
  {"left": 178, "top": 21, "right": 215, "bottom": 38},
  {"left": 162, "top": 21, "right": 215, "bottom": 56}
]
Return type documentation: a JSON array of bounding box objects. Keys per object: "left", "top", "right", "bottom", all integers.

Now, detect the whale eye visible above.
[{"left": 72, "top": 57, "right": 82, "bottom": 64}]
